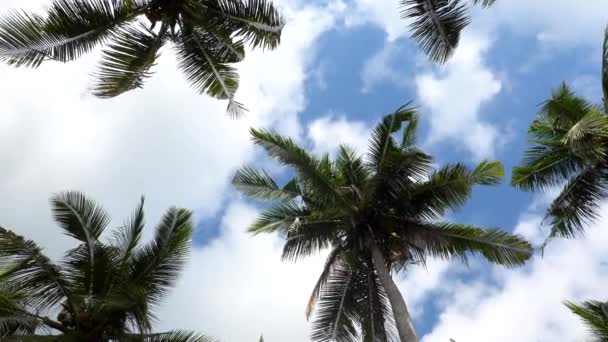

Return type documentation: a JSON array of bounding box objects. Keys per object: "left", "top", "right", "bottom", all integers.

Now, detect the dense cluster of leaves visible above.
[
  {"left": 0, "top": 0, "right": 285, "bottom": 116},
  {"left": 0, "top": 192, "right": 213, "bottom": 341},
  {"left": 234, "top": 105, "right": 532, "bottom": 341}
]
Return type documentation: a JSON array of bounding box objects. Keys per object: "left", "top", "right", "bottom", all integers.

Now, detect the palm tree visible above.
[
  {"left": 565, "top": 300, "right": 608, "bottom": 341},
  {"left": 0, "top": 191, "right": 213, "bottom": 341},
  {"left": 0, "top": 0, "right": 284, "bottom": 117},
  {"left": 511, "top": 28, "right": 608, "bottom": 245},
  {"left": 232, "top": 105, "right": 533, "bottom": 342},
  {"left": 400, "top": 0, "right": 496, "bottom": 64}
]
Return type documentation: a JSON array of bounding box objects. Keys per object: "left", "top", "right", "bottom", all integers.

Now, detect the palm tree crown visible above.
[
  {"left": 400, "top": 0, "right": 496, "bottom": 63},
  {"left": 511, "top": 28, "right": 608, "bottom": 244},
  {"left": 0, "top": 191, "right": 212, "bottom": 341},
  {"left": 233, "top": 105, "right": 532, "bottom": 342},
  {"left": 0, "top": 0, "right": 285, "bottom": 117}
]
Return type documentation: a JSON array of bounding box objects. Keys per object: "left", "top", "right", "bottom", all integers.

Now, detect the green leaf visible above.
[
  {"left": 232, "top": 167, "right": 299, "bottom": 201},
  {"left": 400, "top": 0, "right": 470, "bottom": 64},
  {"left": 565, "top": 300, "right": 608, "bottom": 340},
  {"left": 176, "top": 30, "right": 245, "bottom": 117},
  {"left": 126, "top": 330, "right": 218, "bottom": 342},
  {"left": 546, "top": 166, "right": 607, "bottom": 240},
  {"left": 471, "top": 160, "right": 504, "bottom": 185},
  {"left": 0, "top": 0, "right": 149, "bottom": 67},
  {"left": 92, "top": 24, "right": 167, "bottom": 98},
  {"left": 211, "top": 0, "right": 285, "bottom": 50},
  {"left": 405, "top": 222, "right": 533, "bottom": 267}
]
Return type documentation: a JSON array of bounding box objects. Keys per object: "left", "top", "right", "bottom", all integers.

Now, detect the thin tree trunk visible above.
[{"left": 370, "top": 242, "right": 419, "bottom": 342}]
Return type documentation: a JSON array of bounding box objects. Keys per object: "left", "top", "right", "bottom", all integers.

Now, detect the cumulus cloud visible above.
[
  {"left": 307, "top": 114, "right": 372, "bottom": 156},
  {"left": 360, "top": 41, "right": 413, "bottom": 93},
  {"left": 415, "top": 32, "right": 503, "bottom": 160}
]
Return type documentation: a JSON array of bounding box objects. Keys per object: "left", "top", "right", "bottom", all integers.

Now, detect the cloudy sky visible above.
[{"left": 1, "top": 0, "right": 608, "bottom": 341}]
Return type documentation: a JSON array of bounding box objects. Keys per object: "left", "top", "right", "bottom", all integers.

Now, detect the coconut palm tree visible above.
[
  {"left": 0, "top": 191, "right": 213, "bottom": 341},
  {"left": 400, "top": 0, "right": 496, "bottom": 63},
  {"left": 232, "top": 106, "right": 533, "bottom": 342},
  {"left": 511, "top": 28, "right": 608, "bottom": 245},
  {"left": 566, "top": 300, "right": 608, "bottom": 341},
  {"left": 0, "top": 0, "right": 284, "bottom": 117}
]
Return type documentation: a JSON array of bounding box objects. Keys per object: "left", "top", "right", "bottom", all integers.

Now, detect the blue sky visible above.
[{"left": 1, "top": 0, "right": 608, "bottom": 341}]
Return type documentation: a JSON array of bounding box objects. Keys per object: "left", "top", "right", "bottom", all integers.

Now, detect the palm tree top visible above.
[
  {"left": 233, "top": 104, "right": 532, "bottom": 342},
  {"left": 0, "top": 0, "right": 285, "bottom": 117},
  {"left": 0, "top": 191, "right": 212, "bottom": 341},
  {"left": 511, "top": 27, "right": 608, "bottom": 244}
]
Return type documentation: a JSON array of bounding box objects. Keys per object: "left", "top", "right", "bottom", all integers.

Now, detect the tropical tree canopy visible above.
[
  {"left": 400, "top": 0, "right": 496, "bottom": 63},
  {"left": 0, "top": 0, "right": 285, "bottom": 117},
  {"left": 233, "top": 105, "right": 532, "bottom": 342},
  {"left": 566, "top": 300, "right": 608, "bottom": 341},
  {"left": 511, "top": 28, "right": 608, "bottom": 244},
  {"left": 0, "top": 191, "right": 213, "bottom": 342}
]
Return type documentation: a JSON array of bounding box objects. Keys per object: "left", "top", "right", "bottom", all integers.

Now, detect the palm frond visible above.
[
  {"left": 0, "top": 0, "right": 150, "bottom": 67},
  {"left": 92, "top": 23, "right": 167, "bottom": 98},
  {"left": 176, "top": 30, "right": 244, "bottom": 117},
  {"left": 126, "top": 330, "right": 218, "bottom": 342},
  {"left": 471, "top": 160, "right": 504, "bottom": 185},
  {"left": 310, "top": 260, "right": 358, "bottom": 342},
  {"left": 129, "top": 207, "right": 193, "bottom": 308},
  {"left": 404, "top": 222, "right": 532, "bottom": 267},
  {"left": 400, "top": 0, "right": 470, "bottom": 63},
  {"left": 113, "top": 196, "right": 146, "bottom": 264},
  {"left": 471, "top": 0, "right": 497, "bottom": 7},
  {"left": 211, "top": 0, "right": 285, "bottom": 49},
  {"left": 306, "top": 248, "right": 345, "bottom": 320},
  {"left": 248, "top": 201, "right": 308, "bottom": 235},
  {"left": 232, "top": 167, "right": 299, "bottom": 202},
  {"left": 367, "top": 104, "right": 417, "bottom": 171},
  {"left": 281, "top": 219, "right": 342, "bottom": 261},
  {"left": 546, "top": 167, "right": 608, "bottom": 240},
  {"left": 50, "top": 191, "right": 110, "bottom": 243},
  {"left": 0, "top": 228, "right": 70, "bottom": 312},
  {"left": 250, "top": 129, "right": 346, "bottom": 206},
  {"left": 565, "top": 300, "right": 608, "bottom": 340}
]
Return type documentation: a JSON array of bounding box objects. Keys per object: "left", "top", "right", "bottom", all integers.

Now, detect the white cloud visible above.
[
  {"left": 360, "top": 41, "right": 413, "bottom": 93},
  {"left": 421, "top": 202, "right": 608, "bottom": 342},
  {"left": 487, "top": 0, "right": 608, "bottom": 48},
  {"left": 415, "top": 32, "right": 503, "bottom": 160},
  {"left": 307, "top": 114, "right": 372, "bottom": 156},
  {"left": 346, "top": 0, "right": 407, "bottom": 42}
]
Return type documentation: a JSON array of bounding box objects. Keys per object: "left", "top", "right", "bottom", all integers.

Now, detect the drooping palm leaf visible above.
[{"left": 565, "top": 300, "right": 608, "bottom": 340}]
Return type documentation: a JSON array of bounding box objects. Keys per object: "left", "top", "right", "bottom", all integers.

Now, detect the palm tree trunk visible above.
[{"left": 370, "top": 242, "right": 419, "bottom": 342}]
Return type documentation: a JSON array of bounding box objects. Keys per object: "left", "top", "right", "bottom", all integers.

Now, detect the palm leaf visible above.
[
  {"left": 250, "top": 129, "right": 347, "bottom": 206},
  {"left": 232, "top": 167, "right": 299, "bottom": 202},
  {"left": 113, "top": 196, "right": 146, "bottom": 264},
  {"left": 0, "top": 228, "right": 71, "bottom": 312},
  {"left": 129, "top": 208, "right": 193, "bottom": 308},
  {"left": 565, "top": 300, "right": 608, "bottom": 340},
  {"left": 211, "top": 0, "right": 285, "bottom": 49},
  {"left": 403, "top": 222, "right": 532, "bottom": 267},
  {"left": 0, "top": 0, "right": 150, "bottom": 67},
  {"left": 400, "top": 0, "right": 470, "bottom": 64},
  {"left": 546, "top": 167, "right": 608, "bottom": 240},
  {"left": 126, "top": 330, "right": 218, "bottom": 342},
  {"left": 92, "top": 23, "right": 167, "bottom": 98},
  {"left": 176, "top": 30, "right": 245, "bottom": 117}
]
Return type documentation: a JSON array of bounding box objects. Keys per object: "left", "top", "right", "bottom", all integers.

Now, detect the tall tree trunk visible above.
[{"left": 370, "top": 242, "right": 419, "bottom": 342}]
